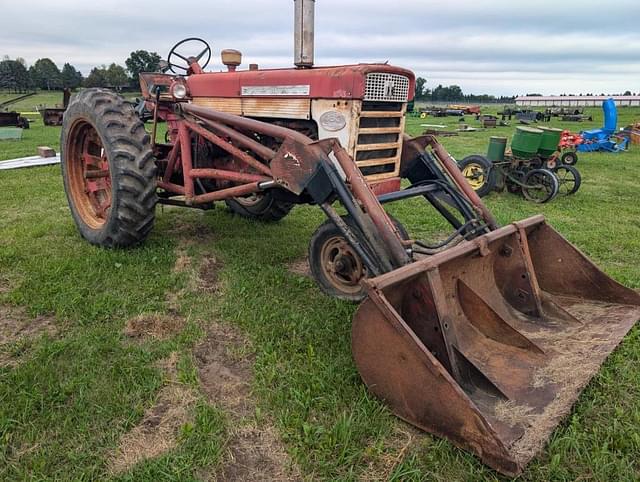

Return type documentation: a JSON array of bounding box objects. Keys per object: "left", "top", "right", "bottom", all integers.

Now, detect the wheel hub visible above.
[
  {"left": 462, "top": 163, "right": 485, "bottom": 189},
  {"left": 320, "top": 236, "right": 365, "bottom": 294}
]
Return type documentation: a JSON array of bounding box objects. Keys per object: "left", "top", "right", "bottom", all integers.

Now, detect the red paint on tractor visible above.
[{"left": 186, "top": 63, "right": 415, "bottom": 101}]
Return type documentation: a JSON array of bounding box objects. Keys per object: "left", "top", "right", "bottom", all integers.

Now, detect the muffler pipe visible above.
[{"left": 294, "top": 0, "right": 315, "bottom": 68}]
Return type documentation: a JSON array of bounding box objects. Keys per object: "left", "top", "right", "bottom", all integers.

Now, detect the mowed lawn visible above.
[{"left": 0, "top": 99, "right": 639, "bottom": 481}]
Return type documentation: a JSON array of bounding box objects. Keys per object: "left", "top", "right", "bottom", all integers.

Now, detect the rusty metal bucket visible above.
[{"left": 352, "top": 215, "right": 640, "bottom": 476}]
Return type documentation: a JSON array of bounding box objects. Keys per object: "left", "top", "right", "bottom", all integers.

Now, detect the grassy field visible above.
[{"left": 0, "top": 100, "right": 639, "bottom": 481}]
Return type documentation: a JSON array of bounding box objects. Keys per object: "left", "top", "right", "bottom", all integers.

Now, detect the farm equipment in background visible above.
[
  {"left": 59, "top": 0, "right": 640, "bottom": 475},
  {"left": 448, "top": 104, "right": 481, "bottom": 115},
  {"left": 478, "top": 114, "right": 499, "bottom": 128},
  {"left": 498, "top": 106, "right": 548, "bottom": 122},
  {"left": 0, "top": 92, "right": 34, "bottom": 129},
  {"left": 419, "top": 105, "right": 478, "bottom": 118},
  {"left": 460, "top": 126, "right": 582, "bottom": 203},
  {"left": 570, "top": 98, "right": 629, "bottom": 153},
  {"left": 546, "top": 107, "right": 593, "bottom": 122},
  {"left": 40, "top": 88, "right": 71, "bottom": 126}
]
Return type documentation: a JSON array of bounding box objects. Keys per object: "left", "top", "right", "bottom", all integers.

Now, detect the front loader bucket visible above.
[{"left": 352, "top": 215, "right": 640, "bottom": 476}]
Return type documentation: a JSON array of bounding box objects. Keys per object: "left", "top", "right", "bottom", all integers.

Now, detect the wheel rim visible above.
[
  {"left": 320, "top": 236, "right": 365, "bottom": 295},
  {"left": 523, "top": 171, "right": 554, "bottom": 203},
  {"left": 554, "top": 167, "right": 576, "bottom": 195},
  {"left": 66, "top": 120, "right": 112, "bottom": 229},
  {"left": 234, "top": 192, "right": 264, "bottom": 207},
  {"left": 562, "top": 152, "right": 576, "bottom": 165},
  {"left": 462, "top": 163, "right": 486, "bottom": 190}
]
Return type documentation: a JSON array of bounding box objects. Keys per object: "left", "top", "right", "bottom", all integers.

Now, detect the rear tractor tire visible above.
[
  {"left": 309, "top": 215, "right": 408, "bottom": 302},
  {"left": 61, "top": 88, "right": 157, "bottom": 247},
  {"left": 459, "top": 155, "right": 497, "bottom": 198},
  {"left": 225, "top": 192, "right": 293, "bottom": 222}
]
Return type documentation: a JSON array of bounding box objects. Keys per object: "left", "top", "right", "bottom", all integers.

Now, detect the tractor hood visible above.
[{"left": 186, "top": 63, "right": 416, "bottom": 101}]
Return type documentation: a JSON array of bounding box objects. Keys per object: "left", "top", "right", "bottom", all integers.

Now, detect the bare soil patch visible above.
[
  {"left": 194, "top": 323, "right": 299, "bottom": 481},
  {"left": 0, "top": 276, "right": 9, "bottom": 294},
  {"left": 287, "top": 257, "right": 310, "bottom": 278},
  {"left": 171, "top": 217, "right": 217, "bottom": 243},
  {"left": 124, "top": 313, "right": 186, "bottom": 341},
  {"left": 109, "top": 352, "right": 198, "bottom": 474},
  {"left": 196, "top": 255, "right": 222, "bottom": 293},
  {"left": 173, "top": 247, "right": 193, "bottom": 274},
  {"left": 0, "top": 305, "right": 57, "bottom": 367}
]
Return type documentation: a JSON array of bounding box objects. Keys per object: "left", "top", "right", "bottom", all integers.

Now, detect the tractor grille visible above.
[
  {"left": 364, "top": 73, "right": 410, "bottom": 102},
  {"left": 355, "top": 101, "right": 406, "bottom": 180}
]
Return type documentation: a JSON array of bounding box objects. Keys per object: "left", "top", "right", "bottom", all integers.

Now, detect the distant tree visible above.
[
  {"left": 60, "top": 63, "right": 83, "bottom": 89},
  {"left": 105, "top": 63, "right": 128, "bottom": 90},
  {"left": 84, "top": 67, "right": 108, "bottom": 88},
  {"left": 415, "top": 77, "right": 426, "bottom": 99},
  {"left": 125, "top": 50, "right": 162, "bottom": 87},
  {"left": 623, "top": 90, "right": 632, "bottom": 96},
  {"left": 29, "top": 58, "right": 62, "bottom": 90},
  {"left": 431, "top": 84, "right": 464, "bottom": 102},
  {"left": 0, "top": 59, "right": 30, "bottom": 92}
]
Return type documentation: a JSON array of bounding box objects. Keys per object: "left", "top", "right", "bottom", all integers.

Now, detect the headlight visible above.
[{"left": 171, "top": 82, "right": 188, "bottom": 99}]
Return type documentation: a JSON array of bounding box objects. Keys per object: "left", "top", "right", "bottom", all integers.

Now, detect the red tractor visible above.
[{"left": 59, "top": 0, "right": 640, "bottom": 476}]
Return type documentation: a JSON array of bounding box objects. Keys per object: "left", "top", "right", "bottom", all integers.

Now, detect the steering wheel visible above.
[{"left": 167, "top": 38, "right": 211, "bottom": 74}]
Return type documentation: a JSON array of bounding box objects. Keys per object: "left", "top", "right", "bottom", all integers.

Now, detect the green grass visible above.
[{"left": 0, "top": 104, "right": 639, "bottom": 480}]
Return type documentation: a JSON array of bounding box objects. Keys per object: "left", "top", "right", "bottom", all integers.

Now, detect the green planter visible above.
[
  {"left": 537, "top": 127, "right": 563, "bottom": 158},
  {"left": 511, "top": 127, "right": 543, "bottom": 159},
  {"left": 487, "top": 136, "right": 507, "bottom": 162}
]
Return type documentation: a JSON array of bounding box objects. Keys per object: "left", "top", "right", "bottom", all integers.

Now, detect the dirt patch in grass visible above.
[
  {"left": 109, "top": 352, "right": 198, "bottom": 474},
  {"left": 170, "top": 240, "right": 223, "bottom": 300},
  {"left": 194, "top": 323, "right": 299, "bottom": 481},
  {"left": 123, "top": 313, "right": 186, "bottom": 341},
  {"left": 287, "top": 257, "right": 310, "bottom": 278},
  {"left": 196, "top": 255, "right": 222, "bottom": 293},
  {"left": 0, "top": 276, "right": 9, "bottom": 294},
  {"left": 173, "top": 247, "right": 193, "bottom": 274},
  {"left": 0, "top": 305, "right": 57, "bottom": 367},
  {"left": 171, "top": 217, "right": 217, "bottom": 243}
]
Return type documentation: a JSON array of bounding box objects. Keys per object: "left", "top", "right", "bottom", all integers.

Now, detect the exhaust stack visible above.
[{"left": 294, "top": 0, "right": 315, "bottom": 68}]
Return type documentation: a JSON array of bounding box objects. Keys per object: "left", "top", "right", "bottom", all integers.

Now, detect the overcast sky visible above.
[{"left": 2, "top": 0, "right": 639, "bottom": 96}]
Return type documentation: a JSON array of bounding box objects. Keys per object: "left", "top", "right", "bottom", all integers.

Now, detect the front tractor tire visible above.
[
  {"left": 61, "top": 89, "right": 157, "bottom": 247},
  {"left": 309, "top": 215, "right": 409, "bottom": 302}
]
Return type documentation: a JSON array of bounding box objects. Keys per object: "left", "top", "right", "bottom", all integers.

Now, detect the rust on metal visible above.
[
  {"left": 185, "top": 120, "right": 272, "bottom": 176},
  {"left": 192, "top": 181, "right": 261, "bottom": 204},
  {"left": 189, "top": 168, "right": 270, "bottom": 184},
  {"left": 329, "top": 140, "right": 410, "bottom": 267},
  {"left": 181, "top": 103, "right": 311, "bottom": 144},
  {"left": 196, "top": 117, "right": 276, "bottom": 160},
  {"left": 178, "top": 123, "right": 195, "bottom": 200},
  {"left": 425, "top": 135, "right": 499, "bottom": 230},
  {"left": 353, "top": 215, "right": 640, "bottom": 475}
]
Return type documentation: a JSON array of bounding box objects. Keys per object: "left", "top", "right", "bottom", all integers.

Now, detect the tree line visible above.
[
  {"left": 415, "top": 77, "right": 516, "bottom": 103},
  {"left": 0, "top": 50, "right": 162, "bottom": 92}
]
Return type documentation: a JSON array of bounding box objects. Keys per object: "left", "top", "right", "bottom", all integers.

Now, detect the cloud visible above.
[{"left": 2, "top": 0, "right": 640, "bottom": 95}]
